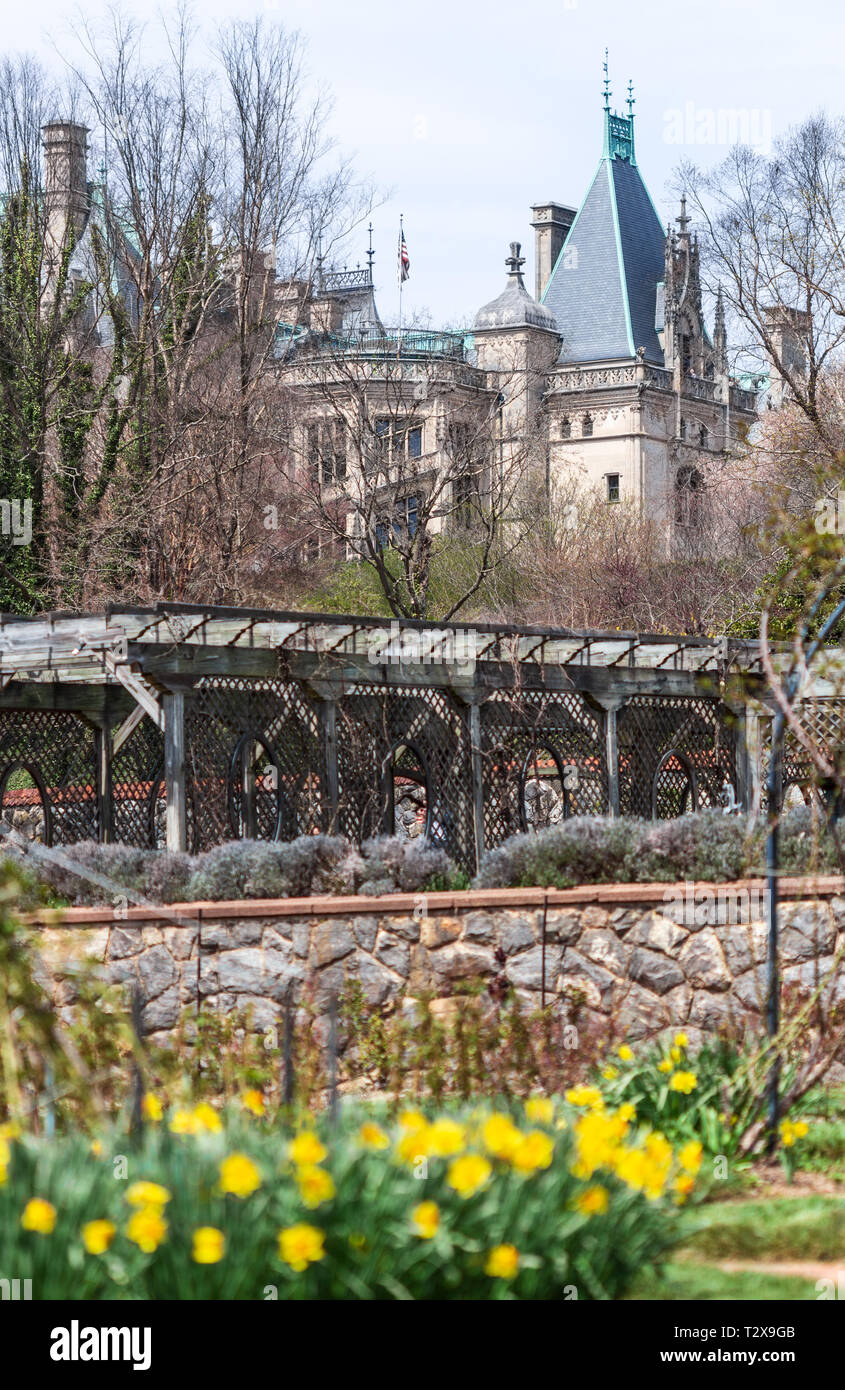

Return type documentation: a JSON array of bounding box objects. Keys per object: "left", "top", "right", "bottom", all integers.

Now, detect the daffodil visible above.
[
  {"left": 357, "top": 1121, "right": 389, "bottom": 1150},
  {"left": 573, "top": 1184, "right": 609, "bottom": 1216},
  {"left": 484, "top": 1244, "right": 519, "bottom": 1279},
  {"left": 525, "top": 1096, "right": 553, "bottom": 1125},
  {"left": 411, "top": 1201, "right": 440, "bottom": 1239},
  {"left": 674, "top": 1174, "right": 695, "bottom": 1202},
  {"left": 618, "top": 1045, "right": 634, "bottom": 1061},
  {"left": 396, "top": 1125, "right": 432, "bottom": 1163},
  {"left": 678, "top": 1140, "right": 703, "bottom": 1175},
  {"left": 288, "top": 1132, "right": 327, "bottom": 1165},
  {"left": 482, "top": 1113, "right": 521, "bottom": 1160},
  {"left": 296, "top": 1163, "right": 336, "bottom": 1209},
  {"left": 21, "top": 1198, "right": 56, "bottom": 1235},
  {"left": 669, "top": 1071, "right": 698, "bottom": 1094},
  {"left": 219, "top": 1152, "right": 261, "bottom": 1198},
  {"left": 447, "top": 1153, "right": 492, "bottom": 1198},
  {"left": 674, "top": 1032, "right": 689, "bottom": 1048},
  {"left": 141, "top": 1093, "right": 163, "bottom": 1123},
  {"left": 126, "top": 1207, "right": 167, "bottom": 1253},
  {"left": 278, "top": 1223, "right": 325, "bottom": 1272},
  {"left": 428, "top": 1118, "right": 466, "bottom": 1157},
  {"left": 511, "top": 1130, "right": 554, "bottom": 1175},
  {"left": 241, "top": 1090, "right": 265, "bottom": 1117},
  {"left": 82, "top": 1219, "right": 116, "bottom": 1254},
  {"left": 192, "top": 1227, "right": 226, "bottom": 1264},
  {"left": 398, "top": 1109, "right": 427, "bottom": 1131},
  {"left": 192, "top": 1102, "right": 222, "bottom": 1133},
  {"left": 169, "top": 1108, "right": 200, "bottom": 1135},
  {"left": 126, "top": 1181, "right": 171, "bottom": 1210},
  {"left": 657, "top": 1059, "right": 673, "bottom": 1074},
  {"left": 565, "top": 1085, "right": 604, "bottom": 1109}
]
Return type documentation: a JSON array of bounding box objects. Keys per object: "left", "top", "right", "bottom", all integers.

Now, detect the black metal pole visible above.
[{"left": 765, "top": 710, "right": 784, "bottom": 1156}]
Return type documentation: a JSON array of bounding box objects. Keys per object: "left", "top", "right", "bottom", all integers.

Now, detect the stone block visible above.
[
  {"left": 679, "top": 929, "right": 732, "bottom": 992},
  {"left": 628, "top": 947, "right": 685, "bottom": 996}
]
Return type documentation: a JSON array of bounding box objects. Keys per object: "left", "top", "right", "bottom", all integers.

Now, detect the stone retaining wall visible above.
[{"left": 27, "top": 878, "right": 845, "bottom": 1045}]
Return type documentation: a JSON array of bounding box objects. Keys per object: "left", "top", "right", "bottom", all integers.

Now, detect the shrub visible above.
[
  {"left": 185, "top": 836, "right": 348, "bottom": 902},
  {"left": 0, "top": 1097, "right": 688, "bottom": 1300},
  {"left": 476, "top": 809, "right": 842, "bottom": 890}
]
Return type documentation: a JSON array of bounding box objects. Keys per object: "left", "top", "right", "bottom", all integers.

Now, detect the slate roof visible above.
[{"left": 541, "top": 110, "right": 666, "bottom": 365}]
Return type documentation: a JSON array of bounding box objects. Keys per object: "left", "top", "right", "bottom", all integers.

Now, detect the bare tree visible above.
[{"left": 278, "top": 329, "right": 546, "bottom": 620}]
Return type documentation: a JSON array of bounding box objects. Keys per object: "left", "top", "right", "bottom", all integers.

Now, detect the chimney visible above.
[
  {"left": 42, "top": 121, "right": 90, "bottom": 246},
  {"left": 530, "top": 202, "right": 576, "bottom": 301},
  {"left": 763, "top": 305, "right": 811, "bottom": 408}
]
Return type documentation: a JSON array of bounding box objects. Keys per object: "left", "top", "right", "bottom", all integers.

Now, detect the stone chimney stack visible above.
[
  {"left": 42, "top": 121, "right": 90, "bottom": 248},
  {"left": 763, "top": 305, "right": 811, "bottom": 409},
  {"left": 530, "top": 202, "right": 576, "bottom": 302}
]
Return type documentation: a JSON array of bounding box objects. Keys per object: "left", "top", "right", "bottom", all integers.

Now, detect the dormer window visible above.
[{"left": 582, "top": 415, "right": 593, "bottom": 438}]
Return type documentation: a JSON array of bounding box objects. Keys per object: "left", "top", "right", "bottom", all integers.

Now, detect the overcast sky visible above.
[{"left": 8, "top": 0, "right": 845, "bottom": 327}]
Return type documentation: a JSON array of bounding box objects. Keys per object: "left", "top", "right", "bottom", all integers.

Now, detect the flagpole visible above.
[{"left": 397, "top": 213, "right": 404, "bottom": 360}]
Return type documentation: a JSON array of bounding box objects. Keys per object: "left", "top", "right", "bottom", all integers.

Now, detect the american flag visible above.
[{"left": 398, "top": 225, "right": 410, "bottom": 283}]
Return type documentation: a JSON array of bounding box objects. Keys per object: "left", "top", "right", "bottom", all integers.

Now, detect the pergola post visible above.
[
  {"left": 468, "top": 700, "right": 485, "bottom": 873},
  {"left": 94, "top": 724, "right": 113, "bottom": 844},
  {"left": 163, "top": 691, "right": 187, "bottom": 853},
  {"left": 321, "top": 699, "right": 340, "bottom": 834}
]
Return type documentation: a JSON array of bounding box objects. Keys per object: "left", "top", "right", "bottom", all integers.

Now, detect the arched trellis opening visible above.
[
  {"left": 520, "top": 743, "right": 568, "bottom": 833},
  {"left": 383, "top": 741, "right": 430, "bottom": 841},
  {"left": 0, "top": 760, "right": 52, "bottom": 845},
  {"left": 227, "top": 732, "right": 285, "bottom": 841},
  {"left": 652, "top": 748, "right": 697, "bottom": 819}
]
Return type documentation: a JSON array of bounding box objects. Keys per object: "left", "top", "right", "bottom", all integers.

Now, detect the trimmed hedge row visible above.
[{"left": 4, "top": 808, "right": 838, "bottom": 906}]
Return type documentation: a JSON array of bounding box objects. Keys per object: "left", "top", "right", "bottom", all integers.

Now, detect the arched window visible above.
[
  {"left": 560, "top": 417, "right": 571, "bottom": 439},
  {"left": 582, "top": 415, "right": 593, "bottom": 437}
]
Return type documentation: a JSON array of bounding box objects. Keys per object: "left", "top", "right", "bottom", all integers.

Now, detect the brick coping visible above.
[{"left": 21, "top": 875, "right": 845, "bottom": 926}]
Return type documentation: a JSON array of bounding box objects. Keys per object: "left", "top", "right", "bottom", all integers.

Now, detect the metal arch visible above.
[
  {"left": 227, "top": 731, "right": 285, "bottom": 842},
  {"left": 0, "top": 759, "right": 54, "bottom": 847},
  {"left": 381, "top": 738, "right": 431, "bottom": 840},
  {"left": 651, "top": 747, "right": 698, "bottom": 820},
  {"left": 518, "top": 741, "right": 569, "bottom": 834}
]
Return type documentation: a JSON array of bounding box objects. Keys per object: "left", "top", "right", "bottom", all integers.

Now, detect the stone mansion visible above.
[
  {"left": 33, "top": 95, "right": 763, "bottom": 557},
  {"left": 274, "top": 90, "right": 760, "bottom": 550}
]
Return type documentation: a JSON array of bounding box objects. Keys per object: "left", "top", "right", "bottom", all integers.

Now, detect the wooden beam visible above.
[
  {"left": 112, "top": 703, "right": 147, "bottom": 754},
  {"left": 104, "top": 653, "right": 164, "bottom": 728}
]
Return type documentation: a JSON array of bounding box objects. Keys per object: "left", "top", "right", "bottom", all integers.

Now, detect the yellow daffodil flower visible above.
[
  {"left": 219, "top": 1152, "right": 262, "bottom": 1198},
  {"left": 278, "top": 1223, "right": 325, "bottom": 1272},
  {"left": 192, "top": 1227, "right": 226, "bottom": 1264}
]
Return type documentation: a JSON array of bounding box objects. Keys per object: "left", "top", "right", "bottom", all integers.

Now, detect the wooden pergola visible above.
[{"left": 0, "top": 602, "right": 834, "bottom": 873}]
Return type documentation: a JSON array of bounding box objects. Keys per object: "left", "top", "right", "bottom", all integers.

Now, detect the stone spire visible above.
[{"left": 714, "top": 286, "right": 727, "bottom": 371}]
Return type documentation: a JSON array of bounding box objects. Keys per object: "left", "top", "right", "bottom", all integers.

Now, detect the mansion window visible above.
[
  {"left": 375, "top": 494, "right": 421, "bottom": 550},
  {"left": 582, "top": 415, "right": 593, "bottom": 437},
  {"left": 698, "top": 424, "right": 708, "bottom": 448},
  {"left": 679, "top": 417, "right": 687, "bottom": 440},
  {"left": 560, "top": 417, "right": 571, "bottom": 439},
  {"left": 453, "top": 470, "right": 479, "bottom": 529},
  {"left": 307, "top": 420, "right": 346, "bottom": 485},
  {"left": 373, "top": 417, "right": 424, "bottom": 465},
  {"left": 606, "top": 473, "right": 620, "bottom": 504}
]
